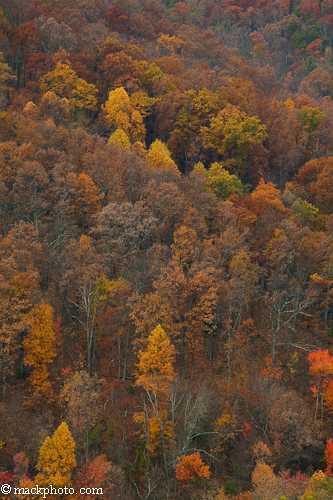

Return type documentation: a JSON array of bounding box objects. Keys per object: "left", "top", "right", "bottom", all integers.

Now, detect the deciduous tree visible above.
[
  {"left": 104, "top": 87, "right": 145, "bottom": 141},
  {"left": 23, "top": 302, "right": 56, "bottom": 395},
  {"left": 36, "top": 422, "right": 76, "bottom": 490},
  {"left": 201, "top": 105, "right": 267, "bottom": 172},
  {"left": 61, "top": 371, "right": 102, "bottom": 462},
  {"left": 175, "top": 452, "right": 210, "bottom": 491},
  {"left": 147, "top": 139, "right": 180, "bottom": 174},
  {"left": 135, "top": 325, "right": 176, "bottom": 483}
]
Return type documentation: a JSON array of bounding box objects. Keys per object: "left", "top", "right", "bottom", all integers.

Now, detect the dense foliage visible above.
[{"left": 0, "top": 0, "right": 333, "bottom": 498}]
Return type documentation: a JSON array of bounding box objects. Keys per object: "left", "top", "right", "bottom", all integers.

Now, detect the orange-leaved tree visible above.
[
  {"left": 175, "top": 451, "right": 210, "bottom": 491},
  {"left": 308, "top": 349, "right": 333, "bottom": 420}
]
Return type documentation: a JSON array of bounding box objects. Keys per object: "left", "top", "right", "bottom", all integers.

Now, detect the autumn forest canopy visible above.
[{"left": 1, "top": 0, "right": 333, "bottom": 498}]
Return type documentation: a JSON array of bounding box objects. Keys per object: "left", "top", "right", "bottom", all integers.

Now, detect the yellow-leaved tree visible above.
[
  {"left": 147, "top": 139, "right": 180, "bottom": 175},
  {"left": 104, "top": 87, "right": 145, "bottom": 141},
  {"left": 36, "top": 422, "right": 76, "bottom": 491},
  {"left": 157, "top": 34, "right": 184, "bottom": 55},
  {"left": 200, "top": 104, "right": 267, "bottom": 172},
  {"left": 108, "top": 129, "right": 131, "bottom": 150},
  {"left": 193, "top": 161, "right": 250, "bottom": 200},
  {"left": 40, "top": 63, "right": 98, "bottom": 112},
  {"left": 135, "top": 325, "right": 176, "bottom": 482},
  {"left": 0, "top": 51, "right": 17, "bottom": 108},
  {"left": 136, "top": 324, "right": 176, "bottom": 392},
  {"left": 23, "top": 302, "right": 56, "bottom": 395},
  {"left": 301, "top": 470, "right": 326, "bottom": 500}
]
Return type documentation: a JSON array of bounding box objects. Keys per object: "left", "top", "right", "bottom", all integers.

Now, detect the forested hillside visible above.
[{"left": 0, "top": 0, "right": 333, "bottom": 498}]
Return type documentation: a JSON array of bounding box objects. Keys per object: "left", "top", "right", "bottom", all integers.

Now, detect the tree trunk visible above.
[{"left": 180, "top": 326, "right": 185, "bottom": 379}]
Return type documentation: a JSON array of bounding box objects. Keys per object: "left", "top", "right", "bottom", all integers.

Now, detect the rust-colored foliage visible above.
[{"left": 2, "top": 0, "right": 333, "bottom": 497}]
